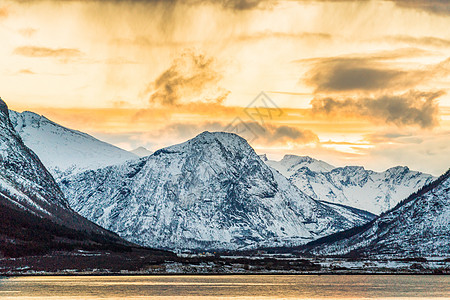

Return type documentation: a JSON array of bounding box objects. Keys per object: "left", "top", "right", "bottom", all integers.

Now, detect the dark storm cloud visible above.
[
  {"left": 11, "top": 0, "right": 450, "bottom": 14},
  {"left": 310, "top": 90, "right": 444, "bottom": 128},
  {"left": 146, "top": 51, "right": 227, "bottom": 106},
  {"left": 266, "top": 124, "right": 319, "bottom": 144},
  {"left": 162, "top": 122, "right": 224, "bottom": 137},
  {"left": 294, "top": 0, "right": 450, "bottom": 15},
  {"left": 220, "top": 0, "right": 263, "bottom": 10},
  {"left": 388, "top": 0, "right": 450, "bottom": 15},
  {"left": 13, "top": 46, "right": 83, "bottom": 58},
  {"left": 12, "top": 0, "right": 268, "bottom": 10},
  {"left": 224, "top": 120, "right": 319, "bottom": 144},
  {"left": 301, "top": 49, "right": 450, "bottom": 93},
  {"left": 303, "top": 57, "right": 427, "bottom": 92}
]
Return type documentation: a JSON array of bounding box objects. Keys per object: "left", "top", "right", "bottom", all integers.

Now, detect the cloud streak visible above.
[
  {"left": 310, "top": 90, "right": 444, "bottom": 128},
  {"left": 17, "top": 69, "right": 36, "bottom": 75},
  {"left": 13, "top": 46, "right": 83, "bottom": 59},
  {"left": 387, "top": 35, "right": 450, "bottom": 48}
]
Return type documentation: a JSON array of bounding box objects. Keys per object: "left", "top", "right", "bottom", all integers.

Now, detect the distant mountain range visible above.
[
  {"left": 5, "top": 104, "right": 447, "bottom": 256},
  {"left": 303, "top": 169, "right": 450, "bottom": 258},
  {"left": 10, "top": 109, "right": 433, "bottom": 216},
  {"left": 263, "top": 155, "right": 434, "bottom": 214}
]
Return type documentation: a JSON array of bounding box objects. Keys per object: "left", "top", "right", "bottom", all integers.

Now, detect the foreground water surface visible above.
[{"left": 0, "top": 275, "right": 448, "bottom": 299}]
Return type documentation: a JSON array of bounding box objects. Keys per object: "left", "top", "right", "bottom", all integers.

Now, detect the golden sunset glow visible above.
[{"left": 1, "top": 0, "right": 450, "bottom": 175}]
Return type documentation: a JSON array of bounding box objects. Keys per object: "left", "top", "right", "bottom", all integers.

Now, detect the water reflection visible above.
[{"left": 0, "top": 275, "right": 448, "bottom": 299}]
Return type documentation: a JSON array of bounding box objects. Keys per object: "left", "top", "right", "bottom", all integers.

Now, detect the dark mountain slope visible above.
[{"left": 0, "top": 97, "right": 173, "bottom": 261}]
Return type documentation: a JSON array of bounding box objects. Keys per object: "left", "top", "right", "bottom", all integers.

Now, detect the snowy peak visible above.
[
  {"left": 0, "top": 98, "right": 12, "bottom": 128},
  {"left": 9, "top": 109, "right": 138, "bottom": 177},
  {"left": 265, "top": 154, "right": 335, "bottom": 176},
  {"left": 0, "top": 97, "right": 8, "bottom": 117},
  {"left": 281, "top": 154, "right": 327, "bottom": 166},
  {"left": 11, "top": 110, "right": 48, "bottom": 125},
  {"left": 131, "top": 146, "right": 153, "bottom": 157},
  {"left": 165, "top": 131, "right": 253, "bottom": 153},
  {"left": 258, "top": 154, "right": 268, "bottom": 162}
]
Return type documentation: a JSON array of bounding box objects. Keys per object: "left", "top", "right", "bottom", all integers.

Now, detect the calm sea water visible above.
[{"left": 0, "top": 275, "right": 449, "bottom": 299}]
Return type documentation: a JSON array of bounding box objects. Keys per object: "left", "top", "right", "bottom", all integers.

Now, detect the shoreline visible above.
[{"left": 2, "top": 271, "right": 449, "bottom": 277}]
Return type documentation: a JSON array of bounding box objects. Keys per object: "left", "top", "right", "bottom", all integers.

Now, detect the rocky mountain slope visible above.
[
  {"left": 263, "top": 155, "right": 434, "bottom": 214},
  {"left": 303, "top": 169, "right": 450, "bottom": 258},
  {"left": 60, "top": 131, "right": 374, "bottom": 251},
  {"left": 9, "top": 110, "right": 137, "bottom": 178},
  {"left": 0, "top": 97, "right": 137, "bottom": 257}
]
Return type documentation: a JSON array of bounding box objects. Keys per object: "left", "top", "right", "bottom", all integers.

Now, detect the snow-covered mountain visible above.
[
  {"left": 9, "top": 110, "right": 138, "bottom": 178},
  {"left": 263, "top": 155, "right": 434, "bottom": 215},
  {"left": 305, "top": 169, "right": 450, "bottom": 258},
  {"left": 60, "top": 131, "right": 375, "bottom": 251},
  {"left": 131, "top": 146, "right": 153, "bottom": 157},
  {"left": 0, "top": 98, "right": 118, "bottom": 234},
  {"left": 263, "top": 154, "right": 335, "bottom": 174}
]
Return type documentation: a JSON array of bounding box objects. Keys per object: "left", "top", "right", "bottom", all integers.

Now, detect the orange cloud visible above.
[
  {"left": 0, "top": 5, "right": 9, "bottom": 18},
  {"left": 17, "top": 69, "right": 35, "bottom": 75},
  {"left": 18, "top": 28, "right": 37, "bottom": 37},
  {"left": 13, "top": 46, "right": 82, "bottom": 59},
  {"left": 145, "top": 50, "right": 228, "bottom": 106}
]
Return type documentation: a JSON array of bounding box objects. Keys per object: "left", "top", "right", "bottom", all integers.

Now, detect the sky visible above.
[{"left": 1, "top": 0, "right": 450, "bottom": 175}]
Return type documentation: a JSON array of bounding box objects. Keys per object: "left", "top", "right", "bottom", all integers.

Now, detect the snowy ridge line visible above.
[
  {"left": 9, "top": 110, "right": 138, "bottom": 178},
  {"left": 264, "top": 154, "right": 434, "bottom": 214},
  {"left": 60, "top": 131, "right": 375, "bottom": 251},
  {"left": 380, "top": 168, "right": 450, "bottom": 217}
]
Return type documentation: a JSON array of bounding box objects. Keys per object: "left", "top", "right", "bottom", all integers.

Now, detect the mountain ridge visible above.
[
  {"left": 265, "top": 154, "right": 434, "bottom": 214},
  {"left": 301, "top": 169, "right": 450, "bottom": 258},
  {"left": 60, "top": 131, "right": 374, "bottom": 251}
]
